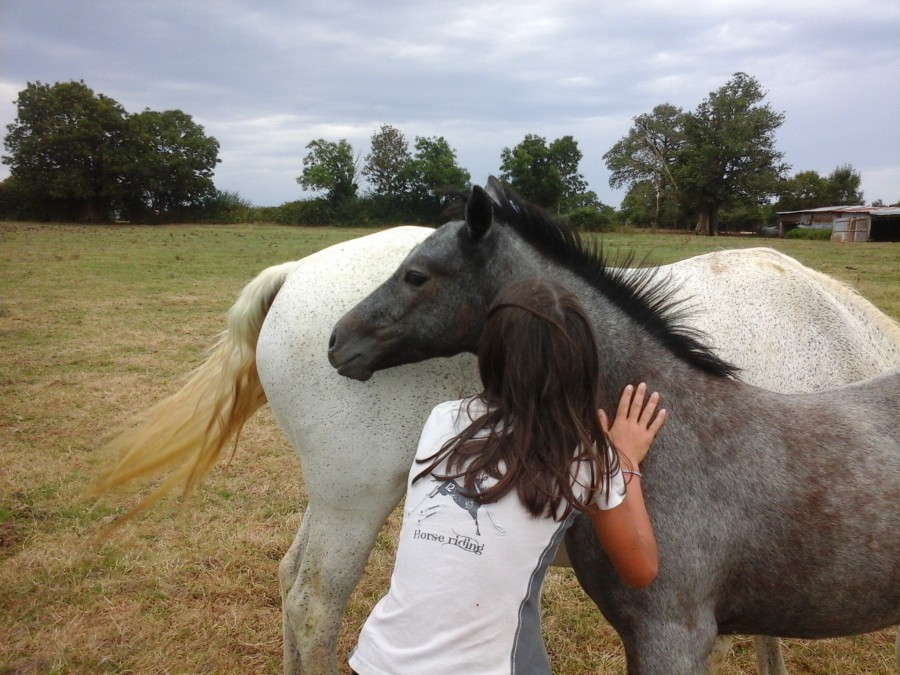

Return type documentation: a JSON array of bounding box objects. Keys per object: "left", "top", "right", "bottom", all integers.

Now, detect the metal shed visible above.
[
  {"left": 776, "top": 206, "right": 900, "bottom": 242},
  {"left": 778, "top": 206, "right": 900, "bottom": 241}
]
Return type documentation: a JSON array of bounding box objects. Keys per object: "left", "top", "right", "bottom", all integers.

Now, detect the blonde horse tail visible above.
[{"left": 93, "top": 260, "right": 302, "bottom": 521}]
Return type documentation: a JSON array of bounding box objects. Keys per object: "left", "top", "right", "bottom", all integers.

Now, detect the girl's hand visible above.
[{"left": 598, "top": 383, "right": 666, "bottom": 470}]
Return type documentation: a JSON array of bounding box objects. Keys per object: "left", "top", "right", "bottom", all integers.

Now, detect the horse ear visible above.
[
  {"left": 465, "top": 185, "right": 493, "bottom": 240},
  {"left": 484, "top": 176, "right": 505, "bottom": 203}
]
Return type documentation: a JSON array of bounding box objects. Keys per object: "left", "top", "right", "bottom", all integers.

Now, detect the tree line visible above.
[
  {"left": 2, "top": 75, "right": 886, "bottom": 231},
  {"left": 1, "top": 80, "right": 220, "bottom": 222},
  {"left": 292, "top": 72, "right": 872, "bottom": 234},
  {"left": 293, "top": 126, "right": 610, "bottom": 227}
]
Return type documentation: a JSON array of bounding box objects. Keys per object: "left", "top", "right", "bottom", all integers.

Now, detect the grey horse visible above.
[{"left": 329, "top": 178, "right": 900, "bottom": 674}]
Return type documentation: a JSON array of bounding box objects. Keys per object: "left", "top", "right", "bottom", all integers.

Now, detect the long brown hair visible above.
[{"left": 414, "top": 276, "right": 618, "bottom": 520}]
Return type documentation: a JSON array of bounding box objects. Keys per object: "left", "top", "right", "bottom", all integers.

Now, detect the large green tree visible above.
[
  {"left": 499, "top": 134, "right": 561, "bottom": 208},
  {"left": 603, "top": 103, "right": 684, "bottom": 226},
  {"left": 676, "top": 73, "right": 788, "bottom": 235},
  {"left": 499, "top": 134, "right": 590, "bottom": 211},
  {"left": 548, "top": 136, "right": 592, "bottom": 211},
  {"left": 298, "top": 139, "right": 359, "bottom": 203},
  {"left": 3, "top": 80, "right": 222, "bottom": 221},
  {"left": 774, "top": 170, "right": 828, "bottom": 212},
  {"left": 3, "top": 80, "right": 130, "bottom": 221},
  {"left": 821, "top": 164, "right": 863, "bottom": 206},
  {"left": 121, "top": 109, "right": 220, "bottom": 217},
  {"left": 362, "top": 124, "right": 412, "bottom": 197},
  {"left": 406, "top": 135, "right": 470, "bottom": 208},
  {"left": 775, "top": 164, "right": 864, "bottom": 212}
]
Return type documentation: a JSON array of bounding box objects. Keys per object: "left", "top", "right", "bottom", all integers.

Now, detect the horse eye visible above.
[{"left": 404, "top": 270, "right": 428, "bottom": 287}]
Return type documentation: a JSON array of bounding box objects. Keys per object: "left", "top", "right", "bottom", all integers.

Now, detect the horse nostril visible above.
[{"left": 328, "top": 326, "right": 337, "bottom": 350}]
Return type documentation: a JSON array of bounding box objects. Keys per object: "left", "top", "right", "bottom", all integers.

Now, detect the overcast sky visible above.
[{"left": 2, "top": 0, "right": 898, "bottom": 208}]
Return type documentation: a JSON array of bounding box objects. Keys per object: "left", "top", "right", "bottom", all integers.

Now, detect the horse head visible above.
[{"left": 328, "top": 180, "right": 535, "bottom": 381}]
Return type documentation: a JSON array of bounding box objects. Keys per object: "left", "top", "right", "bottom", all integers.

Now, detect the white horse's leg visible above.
[
  {"left": 706, "top": 636, "right": 787, "bottom": 675},
  {"left": 281, "top": 501, "right": 397, "bottom": 675},
  {"left": 279, "top": 510, "right": 312, "bottom": 605},
  {"left": 279, "top": 509, "right": 312, "bottom": 672},
  {"left": 753, "top": 636, "right": 787, "bottom": 675},
  {"left": 706, "top": 636, "right": 733, "bottom": 673}
]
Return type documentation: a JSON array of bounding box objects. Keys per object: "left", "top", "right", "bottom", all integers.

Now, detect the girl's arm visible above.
[{"left": 590, "top": 383, "right": 665, "bottom": 588}]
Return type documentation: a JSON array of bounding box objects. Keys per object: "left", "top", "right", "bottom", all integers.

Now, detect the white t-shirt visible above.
[{"left": 350, "top": 398, "right": 626, "bottom": 675}]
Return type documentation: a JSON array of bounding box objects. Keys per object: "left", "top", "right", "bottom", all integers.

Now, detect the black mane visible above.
[{"left": 481, "top": 178, "right": 738, "bottom": 379}]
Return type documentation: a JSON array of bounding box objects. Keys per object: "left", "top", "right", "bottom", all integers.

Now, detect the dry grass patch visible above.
[{"left": 1, "top": 222, "right": 897, "bottom": 673}]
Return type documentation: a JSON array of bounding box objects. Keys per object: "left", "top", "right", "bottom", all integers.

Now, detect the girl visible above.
[{"left": 350, "top": 276, "right": 665, "bottom": 674}]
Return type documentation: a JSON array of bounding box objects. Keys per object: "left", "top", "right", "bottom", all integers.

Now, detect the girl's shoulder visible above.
[
  {"left": 429, "top": 397, "right": 489, "bottom": 434},
  {"left": 431, "top": 396, "right": 486, "bottom": 416}
]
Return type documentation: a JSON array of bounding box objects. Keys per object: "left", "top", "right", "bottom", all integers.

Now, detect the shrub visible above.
[
  {"left": 785, "top": 227, "right": 832, "bottom": 240},
  {"left": 564, "top": 206, "right": 614, "bottom": 232},
  {"left": 273, "top": 199, "right": 335, "bottom": 225},
  {"left": 200, "top": 190, "right": 254, "bottom": 223},
  {"left": 251, "top": 206, "right": 280, "bottom": 223}
]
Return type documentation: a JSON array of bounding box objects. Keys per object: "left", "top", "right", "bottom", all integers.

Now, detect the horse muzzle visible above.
[{"left": 328, "top": 319, "right": 378, "bottom": 381}]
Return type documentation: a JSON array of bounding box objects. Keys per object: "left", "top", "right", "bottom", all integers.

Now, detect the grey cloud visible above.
[{"left": 1, "top": 0, "right": 898, "bottom": 205}]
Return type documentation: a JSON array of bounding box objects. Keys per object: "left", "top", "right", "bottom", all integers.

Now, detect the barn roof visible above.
[{"left": 776, "top": 205, "right": 900, "bottom": 216}]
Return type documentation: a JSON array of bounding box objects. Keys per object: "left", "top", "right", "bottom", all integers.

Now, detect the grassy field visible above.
[{"left": 1, "top": 221, "right": 898, "bottom": 674}]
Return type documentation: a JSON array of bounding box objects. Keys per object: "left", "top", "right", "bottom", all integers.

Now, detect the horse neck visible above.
[
  {"left": 490, "top": 236, "right": 738, "bottom": 471},
  {"left": 538, "top": 266, "right": 703, "bottom": 404},
  {"left": 486, "top": 227, "right": 724, "bottom": 411}
]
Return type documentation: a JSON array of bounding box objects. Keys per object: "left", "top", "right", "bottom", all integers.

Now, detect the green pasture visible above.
[{"left": 1, "top": 222, "right": 897, "bottom": 674}]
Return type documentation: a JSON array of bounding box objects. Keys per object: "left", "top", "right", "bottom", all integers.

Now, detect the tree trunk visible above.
[
  {"left": 653, "top": 181, "right": 661, "bottom": 227},
  {"left": 81, "top": 199, "right": 104, "bottom": 223},
  {"left": 694, "top": 206, "right": 719, "bottom": 236}
]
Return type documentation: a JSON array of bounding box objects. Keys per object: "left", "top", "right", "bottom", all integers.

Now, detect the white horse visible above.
[{"left": 96, "top": 226, "right": 900, "bottom": 675}]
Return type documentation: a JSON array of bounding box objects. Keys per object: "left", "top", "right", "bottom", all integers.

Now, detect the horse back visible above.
[{"left": 662, "top": 248, "right": 900, "bottom": 392}]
